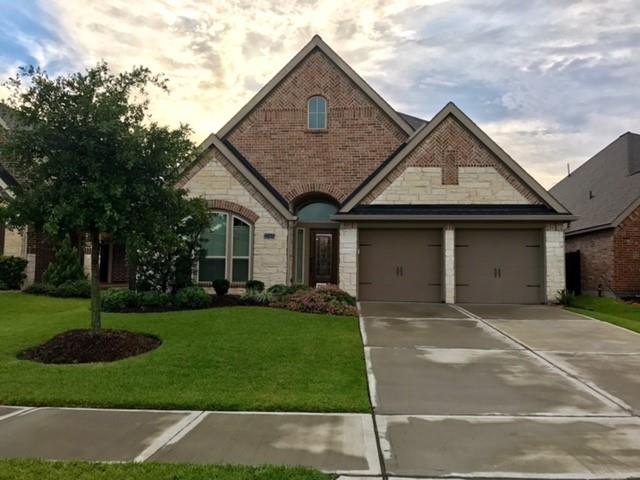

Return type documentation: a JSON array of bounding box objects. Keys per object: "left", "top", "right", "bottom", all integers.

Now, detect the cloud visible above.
[{"left": 0, "top": 0, "right": 638, "bottom": 187}]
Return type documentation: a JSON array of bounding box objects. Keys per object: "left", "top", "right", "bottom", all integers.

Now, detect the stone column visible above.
[
  {"left": 339, "top": 222, "right": 357, "bottom": 297},
  {"left": 544, "top": 223, "right": 566, "bottom": 303},
  {"left": 443, "top": 224, "right": 455, "bottom": 303}
]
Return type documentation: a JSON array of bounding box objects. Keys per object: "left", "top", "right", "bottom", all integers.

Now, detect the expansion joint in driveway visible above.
[
  {"left": 450, "top": 305, "right": 636, "bottom": 417},
  {"left": 357, "top": 302, "right": 389, "bottom": 480}
]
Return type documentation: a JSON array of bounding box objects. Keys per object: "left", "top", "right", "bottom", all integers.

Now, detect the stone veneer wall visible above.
[
  {"left": 338, "top": 222, "right": 357, "bottom": 297},
  {"left": 544, "top": 224, "right": 566, "bottom": 302},
  {"left": 364, "top": 115, "right": 542, "bottom": 205},
  {"left": 183, "top": 148, "right": 289, "bottom": 287},
  {"left": 3, "top": 228, "right": 25, "bottom": 257},
  {"left": 443, "top": 226, "right": 455, "bottom": 303},
  {"left": 372, "top": 167, "right": 529, "bottom": 204}
]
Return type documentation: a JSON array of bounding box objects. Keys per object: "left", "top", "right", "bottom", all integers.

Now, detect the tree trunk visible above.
[{"left": 90, "top": 230, "right": 101, "bottom": 334}]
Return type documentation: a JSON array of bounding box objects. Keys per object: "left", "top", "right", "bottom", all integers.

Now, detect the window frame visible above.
[
  {"left": 294, "top": 228, "right": 305, "bottom": 284},
  {"left": 198, "top": 211, "right": 253, "bottom": 284},
  {"left": 307, "top": 95, "right": 327, "bottom": 130}
]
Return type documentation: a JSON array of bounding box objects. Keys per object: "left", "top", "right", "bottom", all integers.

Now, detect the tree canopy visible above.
[{"left": 0, "top": 62, "right": 199, "bottom": 332}]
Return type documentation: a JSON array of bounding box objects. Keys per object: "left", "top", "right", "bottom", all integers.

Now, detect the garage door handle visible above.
[
  {"left": 493, "top": 268, "right": 497, "bottom": 278},
  {"left": 498, "top": 267, "right": 502, "bottom": 278},
  {"left": 395, "top": 266, "right": 399, "bottom": 276},
  {"left": 400, "top": 266, "right": 403, "bottom": 276}
]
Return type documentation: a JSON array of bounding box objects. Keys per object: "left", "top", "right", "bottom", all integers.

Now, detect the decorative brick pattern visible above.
[
  {"left": 443, "top": 225, "right": 455, "bottom": 303},
  {"left": 204, "top": 199, "right": 259, "bottom": 224},
  {"left": 338, "top": 222, "right": 357, "bottom": 296},
  {"left": 225, "top": 49, "right": 408, "bottom": 203},
  {"left": 566, "top": 230, "right": 615, "bottom": 295},
  {"left": 372, "top": 167, "right": 530, "bottom": 204},
  {"left": 544, "top": 225, "right": 566, "bottom": 302},
  {"left": 364, "top": 115, "right": 543, "bottom": 205},
  {"left": 613, "top": 204, "right": 640, "bottom": 295},
  {"left": 183, "top": 147, "right": 289, "bottom": 287}
]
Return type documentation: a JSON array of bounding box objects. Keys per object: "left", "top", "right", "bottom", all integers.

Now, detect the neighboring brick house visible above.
[
  {"left": 551, "top": 132, "right": 640, "bottom": 297},
  {"left": 0, "top": 104, "right": 127, "bottom": 285},
  {"left": 180, "top": 35, "right": 573, "bottom": 304}
]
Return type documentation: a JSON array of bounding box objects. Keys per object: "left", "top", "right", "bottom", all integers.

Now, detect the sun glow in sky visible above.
[{"left": 1, "top": 0, "right": 639, "bottom": 187}]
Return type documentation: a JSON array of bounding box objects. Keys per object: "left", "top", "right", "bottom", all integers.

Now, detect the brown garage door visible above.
[
  {"left": 456, "top": 229, "right": 542, "bottom": 304},
  {"left": 359, "top": 229, "right": 442, "bottom": 302}
]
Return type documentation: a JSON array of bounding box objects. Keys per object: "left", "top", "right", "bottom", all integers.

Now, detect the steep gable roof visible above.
[
  {"left": 216, "top": 35, "right": 414, "bottom": 138},
  {"left": 340, "top": 102, "right": 570, "bottom": 214},
  {"left": 550, "top": 132, "right": 640, "bottom": 235}
]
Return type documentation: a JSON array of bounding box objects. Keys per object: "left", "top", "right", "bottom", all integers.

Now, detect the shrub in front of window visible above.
[
  {"left": 0, "top": 255, "right": 28, "bottom": 290},
  {"left": 242, "top": 289, "right": 272, "bottom": 306},
  {"left": 42, "top": 236, "right": 85, "bottom": 286},
  {"left": 245, "top": 280, "right": 264, "bottom": 292},
  {"left": 174, "top": 286, "right": 211, "bottom": 309},
  {"left": 266, "top": 284, "right": 309, "bottom": 298},
  {"left": 212, "top": 278, "right": 230, "bottom": 297}
]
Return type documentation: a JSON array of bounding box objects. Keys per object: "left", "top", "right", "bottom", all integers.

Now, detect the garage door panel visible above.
[
  {"left": 359, "top": 229, "right": 441, "bottom": 302},
  {"left": 456, "top": 229, "right": 542, "bottom": 304}
]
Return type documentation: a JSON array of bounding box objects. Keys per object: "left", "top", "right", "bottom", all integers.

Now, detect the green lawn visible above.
[
  {"left": 566, "top": 295, "right": 640, "bottom": 334},
  {"left": 0, "top": 293, "right": 369, "bottom": 412},
  {"left": 0, "top": 459, "right": 329, "bottom": 480}
]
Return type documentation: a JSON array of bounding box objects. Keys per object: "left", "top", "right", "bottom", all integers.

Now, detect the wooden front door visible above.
[{"left": 309, "top": 230, "right": 338, "bottom": 286}]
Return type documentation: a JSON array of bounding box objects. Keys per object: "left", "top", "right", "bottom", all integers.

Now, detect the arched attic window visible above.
[
  {"left": 199, "top": 212, "right": 252, "bottom": 283},
  {"left": 296, "top": 201, "right": 338, "bottom": 222},
  {"left": 307, "top": 96, "right": 327, "bottom": 130}
]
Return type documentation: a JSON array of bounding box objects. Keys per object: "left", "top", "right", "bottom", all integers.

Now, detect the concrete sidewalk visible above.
[{"left": 0, "top": 406, "right": 381, "bottom": 476}]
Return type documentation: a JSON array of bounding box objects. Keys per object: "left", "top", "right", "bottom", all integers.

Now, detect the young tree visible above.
[{"left": 0, "top": 63, "right": 196, "bottom": 333}]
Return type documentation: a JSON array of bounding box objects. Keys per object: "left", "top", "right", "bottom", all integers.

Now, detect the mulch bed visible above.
[{"left": 18, "top": 329, "right": 161, "bottom": 364}]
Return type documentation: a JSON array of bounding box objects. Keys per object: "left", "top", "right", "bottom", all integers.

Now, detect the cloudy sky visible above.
[{"left": 1, "top": 0, "right": 639, "bottom": 187}]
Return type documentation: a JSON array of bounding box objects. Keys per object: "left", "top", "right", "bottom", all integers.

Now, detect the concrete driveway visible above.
[{"left": 360, "top": 302, "right": 640, "bottom": 479}]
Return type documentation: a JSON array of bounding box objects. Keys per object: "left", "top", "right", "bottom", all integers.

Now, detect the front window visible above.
[
  {"left": 199, "top": 212, "right": 252, "bottom": 283},
  {"left": 307, "top": 96, "right": 327, "bottom": 129}
]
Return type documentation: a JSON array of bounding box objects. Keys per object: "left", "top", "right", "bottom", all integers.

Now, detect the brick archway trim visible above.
[
  {"left": 205, "top": 199, "right": 259, "bottom": 224},
  {"left": 285, "top": 183, "right": 344, "bottom": 203}
]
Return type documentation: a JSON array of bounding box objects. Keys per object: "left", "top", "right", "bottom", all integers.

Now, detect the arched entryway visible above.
[{"left": 292, "top": 195, "right": 339, "bottom": 287}]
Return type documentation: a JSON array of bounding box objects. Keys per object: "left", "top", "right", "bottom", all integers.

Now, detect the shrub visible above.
[
  {"left": 138, "top": 290, "right": 172, "bottom": 309},
  {"left": 23, "top": 282, "right": 53, "bottom": 296},
  {"left": 42, "top": 236, "right": 85, "bottom": 286},
  {"left": 266, "top": 283, "right": 309, "bottom": 298},
  {"left": 245, "top": 280, "right": 265, "bottom": 293},
  {"left": 242, "top": 289, "right": 272, "bottom": 306},
  {"left": 49, "top": 280, "right": 91, "bottom": 298},
  {"left": 0, "top": 255, "right": 28, "bottom": 290},
  {"left": 556, "top": 289, "right": 576, "bottom": 307},
  {"left": 212, "top": 278, "right": 230, "bottom": 297},
  {"left": 316, "top": 284, "right": 356, "bottom": 306},
  {"left": 273, "top": 286, "right": 357, "bottom": 316},
  {"left": 101, "top": 288, "right": 139, "bottom": 312},
  {"left": 174, "top": 286, "right": 211, "bottom": 310}
]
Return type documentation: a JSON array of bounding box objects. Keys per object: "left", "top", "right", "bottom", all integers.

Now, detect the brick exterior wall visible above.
[
  {"left": 613, "top": 204, "right": 640, "bottom": 295},
  {"left": 372, "top": 167, "right": 530, "bottom": 204},
  {"left": 364, "top": 115, "right": 543, "bottom": 205},
  {"left": 225, "top": 49, "right": 408, "bottom": 203},
  {"left": 565, "top": 230, "right": 615, "bottom": 295},
  {"left": 183, "top": 147, "right": 289, "bottom": 287}
]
